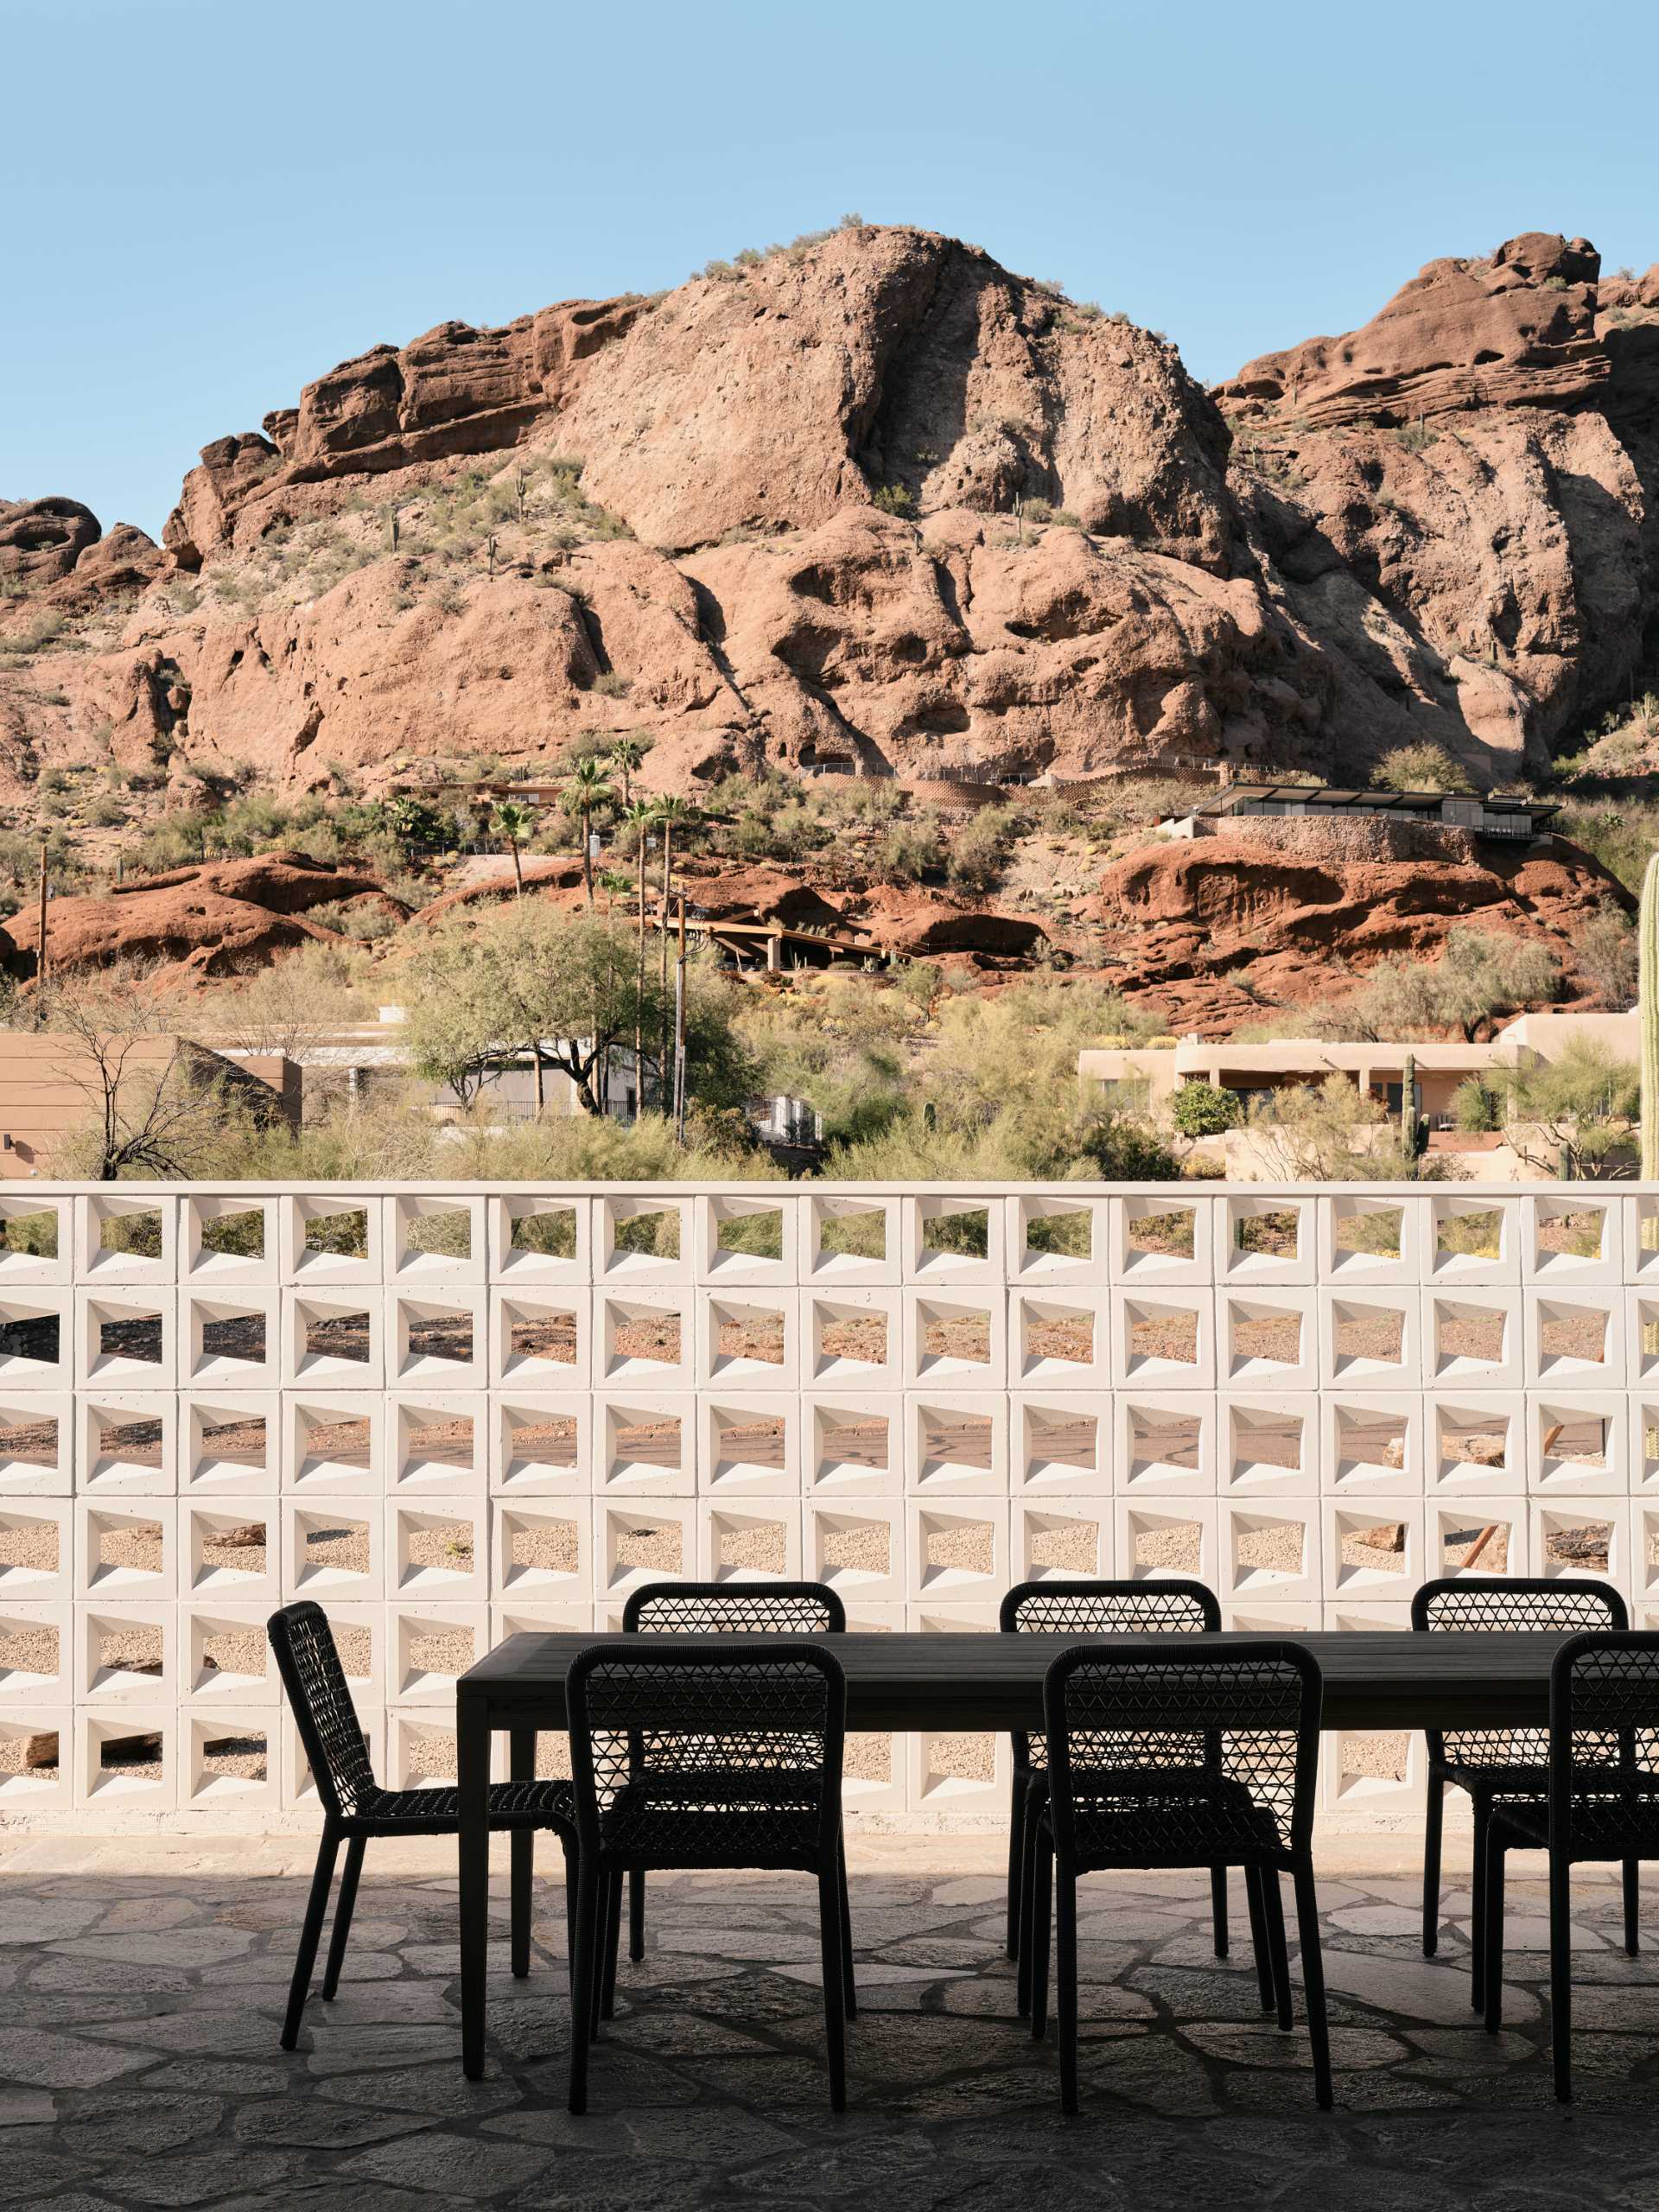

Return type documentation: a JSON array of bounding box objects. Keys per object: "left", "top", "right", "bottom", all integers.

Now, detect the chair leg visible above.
[
  {"left": 588, "top": 1872, "right": 610, "bottom": 2037},
  {"left": 1016, "top": 1785, "right": 1045, "bottom": 2018},
  {"left": 1210, "top": 1865, "right": 1229, "bottom": 1960},
  {"left": 1291, "top": 1860, "right": 1332, "bottom": 2113},
  {"left": 1028, "top": 1828, "right": 1053, "bottom": 2042},
  {"left": 1057, "top": 1863, "right": 1079, "bottom": 2117},
  {"left": 1482, "top": 1822, "right": 1507, "bottom": 2033},
  {"left": 510, "top": 1827, "right": 534, "bottom": 1980},
  {"left": 837, "top": 1834, "right": 857, "bottom": 2020},
  {"left": 1243, "top": 1865, "right": 1275, "bottom": 2014},
  {"left": 1623, "top": 1859, "right": 1640, "bottom": 1958},
  {"left": 321, "top": 1834, "right": 365, "bottom": 2000},
  {"left": 1005, "top": 1770, "right": 1026, "bottom": 1960},
  {"left": 1549, "top": 1847, "right": 1573, "bottom": 2105},
  {"left": 563, "top": 1837, "right": 577, "bottom": 1978},
  {"left": 280, "top": 1828, "right": 340, "bottom": 2051},
  {"left": 1468, "top": 1796, "right": 1488, "bottom": 2011},
  {"left": 817, "top": 1866, "right": 847, "bottom": 2113},
  {"left": 1421, "top": 1772, "right": 1444, "bottom": 1958},
  {"left": 568, "top": 1857, "right": 603, "bottom": 2114},
  {"left": 1262, "top": 1868, "right": 1293, "bottom": 2032},
  {"left": 601, "top": 1863, "right": 624, "bottom": 2022},
  {"left": 629, "top": 1868, "right": 646, "bottom": 1964}
]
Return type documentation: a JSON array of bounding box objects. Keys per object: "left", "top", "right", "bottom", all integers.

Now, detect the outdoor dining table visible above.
[{"left": 454, "top": 1626, "right": 1574, "bottom": 2077}]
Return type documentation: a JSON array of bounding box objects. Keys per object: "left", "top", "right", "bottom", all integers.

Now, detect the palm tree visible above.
[
  {"left": 621, "top": 798, "right": 655, "bottom": 1109},
  {"left": 608, "top": 734, "right": 645, "bottom": 809},
  {"left": 490, "top": 799, "right": 536, "bottom": 896},
  {"left": 563, "top": 757, "right": 614, "bottom": 908},
  {"left": 651, "top": 792, "right": 696, "bottom": 1102}
]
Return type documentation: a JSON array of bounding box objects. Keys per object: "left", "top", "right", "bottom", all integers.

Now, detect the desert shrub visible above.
[
  {"left": 1169, "top": 1081, "right": 1242, "bottom": 1138},
  {"left": 871, "top": 485, "right": 914, "bottom": 517},
  {"left": 1373, "top": 742, "right": 1471, "bottom": 794},
  {"left": 878, "top": 815, "right": 944, "bottom": 881},
  {"left": 946, "top": 805, "right": 1015, "bottom": 891}
]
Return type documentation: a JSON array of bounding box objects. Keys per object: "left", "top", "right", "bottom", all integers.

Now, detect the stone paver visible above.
[{"left": 1, "top": 1834, "right": 1657, "bottom": 2206}]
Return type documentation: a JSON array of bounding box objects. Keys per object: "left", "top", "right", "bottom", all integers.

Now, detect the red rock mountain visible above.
[{"left": 3, "top": 223, "right": 1657, "bottom": 804}]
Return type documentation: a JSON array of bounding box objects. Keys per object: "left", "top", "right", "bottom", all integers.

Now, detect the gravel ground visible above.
[
  {"left": 404, "top": 1724, "right": 458, "bottom": 1781},
  {"left": 1128, "top": 1310, "right": 1199, "bottom": 1364},
  {"left": 512, "top": 1520, "right": 582, "bottom": 1575},
  {"left": 99, "top": 1623, "right": 165, "bottom": 1675},
  {"left": 1341, "top": 1731, "right": 1410, "bottom": 1780},
  {"left": 299, "top": 1416, "right": 372, "bottom": 1470},
  {"left": 924, "top": 1522, "right": 995, "bottom": 1578},
  {"left": 614, "top": 1519, "right": 683, "bottom": 1573},
  {"left": 510, "top": 1313, "right": 581, "bottom": 1363},
  {"left": 198, "top": 1414, "right": 268, "bottom": 1466},
  {"left": 716, "top": 1313, "right": 786, "bottom": 1365},
  {"left": 1442, "top": 1523, "right": 1510, "bottom": 1572},
  {"left": 819, "top": 1313, "right": 887, "bottom": 1363},
  {"left": 1436, "top": 1310, "right": 1509, "bottom": 1363},
  {"left": 0, "top": 1620, "right": 60, "bottom": 1675},
  {"left": 0, "top": 1519, "right": 60, "bottom": 1575},
  {"left": 1023, "top": 1312, "right": 1095, "bottom": 1363},
  {"left": 95, "top": 1417, "right": 166, "bottom": 1467},
  {"left": 404, "top": 1522, "right": 474, "bottom": 1571},
  {"left": 408, "top": 1629, "right": 478, "bottom": 1678},
  {"left": 333, "top": 1624, "right": 373, "bottom": 1677},
  {"left": 1536, "top": 1210, "right": 1605, "bottom": 1256},
  {"left": 843, "top": 1732, "right": 892, "bottom": 1783},
  {"left": 98, "top": 1520, "right": 166, "bottom": 1576},
  {"left": 608, "top": 1310, "right": 680, "bottom": 1363},
  {"left": 1028, "top": 1519, "right": 1101, "bottom": 1573},
  {"left": 822, "top": 1522, "right": 891, "bottom": 1576},
  {"left": 404, "top": 1416, "right": 474, "bottom": 1470},
  {"left": 1231, "top": 1313, "right": 1303, "bottom": 1364},
  {"left": 200, "top": 1626, "right": 268, "bottom": 1676},
  {"left": 927, "top": 1731, "right": 996, "bottom": 1782},
  {"left": 199, "top": 1315, "right": 267, "bottom": 1363},
  {"left": 716, "top": 1521, "right": 789, "bottom": 1574},
  {"left": 405, "top": 1316, "right": 474, "bottom": 1364},
  {"left": 0, "top": 1729, "right": 56, "bottom": 1775},
  {"left": 922, "top": 1313, "right": 993, "bottom": 1363},
  {"left": 200, "top": 1523, "right": 269, "bottom": 1577},
  {"left": 1438, "top": 1421, "right": 1508, "bottom": 1471},
  {"left": 304, "top": 1520, "right": 372, "bottom": 1575},
  {"left": 200, "top": 1731, "right": 269, "bottom": 1783}
]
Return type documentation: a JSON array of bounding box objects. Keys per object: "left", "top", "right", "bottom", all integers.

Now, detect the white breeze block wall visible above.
[{"left": 0, "top": 1179, "right": 1653, "bottom": 1827}]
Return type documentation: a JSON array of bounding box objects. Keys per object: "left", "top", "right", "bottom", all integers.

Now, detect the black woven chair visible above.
[
  {"left": 565, "top": 1638, "right": 851, "bottom": 2113},
  {"left": 1412, "top": 1575, "right": 1632, "bottom": 2004},
  {"left": 1482, "top": 1631, "right": 1659, "bottom": 2101},
  {"left": 1001, "top": 1580, "right": 1262, "bottom": 2017},
  {"left": 620, "top": 1580, "right": 847, "bottom": 1967},
  {"left": 1029, "top": 1637, "right": 1330, "bottom": 2113},
  {"left": 268, "top": 1600, "right": 575, "bottom": 2051}
]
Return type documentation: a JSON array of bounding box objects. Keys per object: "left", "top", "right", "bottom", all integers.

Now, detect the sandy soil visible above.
[
  {"left": 0, "top": 1414, "right": 59, "bottom": 1467},
  {"left": 819, "top": 1313, "right": 887, "bottom": 1363},
  {"left": 299, "top": 1417, "right": 372, "bottom": 1470},
  {"left": 922, "top": 1313, "right": 993, "bottom": 1364},
  {"left": 817, "top": 1415, "right": 890, "bottom": 1471},
  {"left": 716, "top": 1313, "right": 786, "bottom": 1366},
  {"left": 505, "top": 1414, "right": 580, "bottom": 1465},
  {"left": 612, "top": 1418, "right": 682, "bottom": 1471},
  {"left": 197, "top": 1415, "right": 268, "bottom": 1467},
  {"left": 715, "top": 1418, "right": 787, "bottom": 1468},
  {"left": 98, "top": 1521, "right": 167, "bottom": 1576},
  {"left": 1, "top": 1521, "right": 60, "bottom": 1576},
  {"left": 404, "top": 1417, "right": 474, "bottom": 1470},
  {"left": 510, "top": 1313, "right": 581, "bottom": 1363},
  {"left": 608, "top": 1310, "right": 679, "bottom": 1363}
]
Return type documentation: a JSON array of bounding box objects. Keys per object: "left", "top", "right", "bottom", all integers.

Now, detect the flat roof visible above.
[{"left": 1193, "top": 784, "right": 1559, "bottom": 821}]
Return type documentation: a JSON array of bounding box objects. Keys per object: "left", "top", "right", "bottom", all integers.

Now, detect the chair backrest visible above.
[
  {"left": 268, "top": 1600, "right": 377, "bottom": 1822},
  {"left": 1551, "top": 1632, "right": 1659, "bottom": 1846},
  {"left": 623, "top": 1580, "right": 846, "bottom": 1635},
  {"left": 1001, "top": 1579, "right": 1219, "bottom": 1767},
  {"left": 1412, "top": 1575, "right": 1628, "bottom": 1770},
  {"left": 1043, "top": 1637, "right": 1323, "bottom": 1865},
  {"left": 565, "top": 1639, "right": 845, "bottom": 1866}
]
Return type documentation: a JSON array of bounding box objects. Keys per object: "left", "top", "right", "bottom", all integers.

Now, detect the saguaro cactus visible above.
[{"left": 1643, "top": 854, "right": 1659, "bottom": 1179}]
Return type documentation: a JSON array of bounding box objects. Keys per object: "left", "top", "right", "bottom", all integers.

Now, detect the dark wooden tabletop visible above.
[{"left": 457, "top": 1630, "right": 1573, "bottom": 1732}]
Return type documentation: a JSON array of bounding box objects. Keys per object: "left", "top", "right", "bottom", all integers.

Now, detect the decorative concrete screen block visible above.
[
  {"left": 490, "top": 1397, "right": 589, "bottom": 1497},
  {"left": 594, "top": 1287, "right": 690, "bottom": 1387},
  {"left": 1320, "top": 1392, "right": 1423, "bottom": 1497},
  {"left": 76, "top": 1194, "right": 176, "bottom": 1284},
  {"left": 1631, "top": 1400, "right": 1659, "bottom": 1492},
  {"left": 598, "top": 1195, "right": 690, "bottom": 1284},
  {"left": 1527, "top": 1193, "right": 1624, "bottom": 1285},
  {"left": 1634, "top": 1504, "right": 1659, "bottom": 1602},
  {"left": 593, "top": 1497, "right": 695, "bottom": 1600},
  {"left": 1014, "top": 1497, "right": 1111, "bottom": 1582},
  {"left": 181, "top": 1500, "right": 278, "bottom": 1603},
  {"left": 283, "top": 1291, "right": 384, "bottom": 1389},
  {"left": 1525, "top": 1287, "right": 1624, "bottom": 1387},
  {"left": 183, "top": 1395, "right": 278, "bottom": 1495},
  {"left": 179, "top": 1602, "right": 279, "bottom": 1705},
  {"left": 1110, "top": 1288, "right": 1216, "bottom": 1389},
  {"left": 306, "top": 1600, "right": 385, "bottom": 1708},
  {"left": 0, "top": 1293, "right": 70, "bottom": 1390},
  {"left": 1428, "top": 1194, "right": 1521, "bottom": 1284},
  {"left": 594, "top": 1394, "right": 695, "bottom": 1495},
  {"left": 696, "top": 1502, "right": 804, "bottom": 1585},
  {"left": 1111, "top": 1195, "right": 1214, "bottom": 1286},
  {"left": 1321, "top": 1502, "right": 1423, "bottom": 1601},
  {"left": 1008, "top": 1288, "right": 1109, "bottom": 1389},
  {"left": 385, "top": 1194, "right": 486, "bottom": 1285},
  {"left": 1629, "top": 1198, "right": 1659, "bottom": 1284},
  {"left": 804, "top": 1195, "right": 899, "bottom": 1287},
  {"left": 0, "top": 1704, "right": 71, "bottom": 1810},
  {"left": 388, "top": 1603, "right": 489, "bottom": 1704},
  {"left": 800, "top": 1288, "right": 903, "bottom": 1390},
  {"left": 181, "top": 1196, "right": 278, "bottom": 1287},
  {"left": 0, "top": 1396, "right": 71, "bottom": 1495},
  {"left": 0, "top": 1599, "right": 69, "bottom": 1699},
  {"left": 283, "top": 1707, "right": 384, "bottom": 1818},
  {"left": 904, "top": 1290, "right": 1008, "bottom": 1389},
  {"left": 694, "top": 1195, "right": 798, "bottom": 1285},
  {"left": 1423, "top": 1287, "right": 1523, "bottom": 1388},
  {"left": 75, "top": 1498, "right": 175, "bottom": 1599},
  {"left": 1226, "top": 1603, "right": 1319, "bottom": 1634},
  {"left": 385, "top": 1497, "right": 488, "bottom": 1600},
  {"left": 905, "top": 1195, "right": 1004, "bottom": 1284},
  {"left": 1630, "top": 1294, "right": 1659, "bottom": 1386},
  {"left": 1325, "top": 1724, "right": 1420, "bottom": 1812},
  {"left": 76, "top": 1289, "right": 176, "bottom": 1389},
  {"left": 73, "top": 1600, "right": 175, "bottom": 1701},
  {"left": 492, "top": 1289, "right": 588, "bottom": 1389},
  {"left": 1218, "top": 1195, "right": 1316, "bottom": 1285},
  {"left": 488, "top": 1195, "right": 588, "bottom": 1283},
  {"left": 803, "top": 1395, "right": 900, "bottom": 1499},
  {"left": 1318, "top": 1287, "right": 1422, "bottom": 1389},
  {"left": 1114, "top": 1394, "right": 1216, "bottom": 1497},
  {"left": 1116, "top": 1499, "right": 1219, "bottom": 1586},
  {"left": 282, "top": 1499, "right": 385, "bottom": 1599},
  {"left": 1014, "top": 1393, "right": 1112, "bottom": 1497},
  {"left": 0, "top": 1500, "right": 71, "bottom": 1601},
  {"left": 75, "top": 1705, "right": 176, "bottom": 1812},
  {"left": 906, "top": 1502, "right": 1009, "bottom": 1601},
  {"left": 698, "top": 1395, "right": 802, "bottom": 1497},
  {"left": 1319, "top": 1194, "right": 1424, "bottom": 1286},
  {"left": 1219, "top": 1289, "right": 1318, "bottom": 1390},
  {"left": 493, "top": 1501, "right": 589, "bottom": 1600},
  {"left": 389, "top": 1395, "right": 486, "bottom": 1494},
  {"left": 280, "top": 1197, "right": 383, "bottom": 1284},
  {"left": 1325, "top": 1600, "right": 1414, "bottom": 1632},
  {"left": 1428, "top": 1497, "right": 1527, "bottom": 1580},
  {"left": 387, "top": 1290, "right": 487, "bottom": 1389},
  {"left": 904, "top": 1394, "right": 1009, "bottom": 1497},
  {"left": 1223, "top": 1393, "right": 1319, "bottom": 1497},
  {"left": 1008, "top": 1194, "right": 1109, "bottom": 1282},
  {"left": 386, "top": 1709, "right": 463, "bottom": 1792},
  {"left": 283, "top": 1396, "right": 382, "bottom": 1494},
  {"left": 907, "top": 1726, "right": 1008, "bottom": 1814},
  {"left": 1528, "top": 1395, "right": 1629, "bottom": 1495},
  {"left": 183, "top": 1707, "right": 277, "bottom": 1810},
  {"left": 0, "top": 1196, "right": 71, "bottom": 1286},
  {"left": 700, "top": 1294, "right": 799, "bottom": 1389},
  {"left": 1530, "top": 1498, "right": 1628, "bottom": 1586},
  {"left": 1229, "top": 1502, "right": 1322, "bottom": 1603},
  {"left": 77, "top": 1395, "right": 176, "bottom": 1496},
  {"left": 805, "top": 1500, "right": 904, "bottom": 1604},
  {"left": 178, "top": 1287, "right": 281, "bottom": 1390}
]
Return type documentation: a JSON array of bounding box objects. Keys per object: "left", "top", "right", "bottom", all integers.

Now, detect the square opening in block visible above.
[
  {"left": 197, "top": 1727, "right": 268, "bottom": 1790},
  {"left": 919, "top": 1303, "right": 993, "bottom": 1368},
  {"left": 194, "top": 1513, "right": 269, "bottom": 1584},
  {"left": 509, "top": 1514, "right": 582, "bottom": 1580},
  {"left": 921, "top": 1206, "right": 991, "bottom": 1263},
  {"left": 1336, "top": 1732, "right": 1410, "bottom": 1795},
  {"left": 301, "top": 1307, "right": 373, "bottom": 1366},
  {"left": 714, "top": 1304, "right": 786, "bottom": 1368},
  {"left": 1130, "top": 1515, "right": 1203, "bottom": 1575},
  {"left": 1020, "top": 1302, "right": 1094, "bottom": 1368},
  {"left": 403, "top": 1207, "right": 472, "bottom": 1263},
  {"left": 1235, "top": 1208, "right": 1299, "bottom": 1262},
  {"left": 921, "top": 1733, "right": 996, "bottom": 1792},
  {"left": 399, "top": 1618, "right": 479, "bottom": 1692},
  {"left": 1230, "top": 1408, "right": 1305, "bottom": 1484},
  {"left": 402, "top": 1723, "right": 457, "bottom": 1786},
  {"left": 0, "top": 1408, "right": 57, "bottom": 1475},
  {"left": 401, "top": 1409, "right": 474, "bottom": 1480},
  {"left": 99, "top": 1208, "right": 164, "bottom": 1262},
  {"left": 611, "top": 1514, "right": 682, "bottom": 1578},
  {"left": 1332, "top": 1302, "right": 1405, "bottom": 1370},
  {"left": 397, "top": 1513, "right": 475, "bottom": 1584},
  {"left": 1125, "top": 1205, "right": 1196, "bottom": 1265},
  {"left": 0, "top": 1720, "right": 60, "bottom": 1788},
  {"left": 1027, "top": 1512, "right": 1101, "bottom": 1577},
  {"left": 93, "top": 1617, "right": 167, "bottom": 1692},
  {"left": 509, "top": 1204, "right": 579, "bottom": 1262},
  {"left": 198, "top": 1308, "right": 267, "bottom": 1367},
  {"left": 1127, "top": 1407, "right": 1201, "bottom": 1480},
  {"left": 817, "top": 1305, "right": 887, "bottom": 1369},
  {"left": 918, "top": 1408, "right": 995, "bottom": 1482},
  {"left": 920, "top": 1515, "right": 995, "bottom": 1585},
  {"left": 1437, "top": 1407, "right": 1510, "bottom": 1482},
  {"left": 1541, "top": 1513, "right": 1613, "bottom": 1574},
  {"left": 98, "top": 1311, "right": 165, "bottom": 1369},
  {"left": 507, "top": 1305, "right": 580, "bottom": 1367},
  {"left": 713, "top": 1410, "right": 788, "bottom": 1474},
  {"left": 193, "top": 1618, "right": 269, "bottom": 1693},
  {"left": 1233, "top": 1515, "right": 1307, "bottom": 1585},
  {"left": 1026, "top": 1405, "right": 1098, "bottom": 1478},
  {"left": 607, "top": 1301, "right": 680, "bottom": 1369},
  {"left": 302, "top": 1515, "right": 372, "bottom": 1580},
  {"left": 817, "top": 1207, "right": 887, "bottom": 1266},
  {"left": 503, "top": 1407, "right": 580, "bottom": 1474},
  {"left": 715, "top": 1206, "right": 785, "bottom": 1263},
  {"left": 1537, "top": 1300, "right": 1609, "bottom": 1369},
  {"left": 608, "top": 1410, "right": 682, "bottom": 1483},
  {"left": 1437, "top": 1208, "right": 1504, "bottom": 1265},
  {"left": 1334, "top": 1406, "right": 1409, "bottom": 1480},
  {"left": 401, "top": 1305, "right": 474, "bottom": 1368},
  {"left": 0, "top": 1210, "right": 57, "bottom": 1261},
  {"left": 1434, "top": 1301, "right": 1508, "bottom": 1369},
  {"left": 817, "top": 1515, "right": 891, "bottom": 1583},
  {"left": 1536, "top": 1207, "right": 1607, "bottom": 1263},
  {"left": 844, "top": 1734, "right": 893, "bottom": 1788},
  {"left": 1023, "top": 1209, "right": 1092, "bottom": 1264},
  {"left": 304, "top": 1208, "right": 371, "bottom": 1262},
  {"left": 1440, "top": 1515, "right": 1510, "bottom": 1573},
  {"left": 612, "top": 1206, "right": 680, "bottom": 1262},
  {"left": 194, "top": 1409, "right": 266, "bottom": 1478},
  {"left": 0, "top": 1612, "right": 58, "bottom": 1686},
  {"left": 1539, "top": 1406, "right": 1609, "bottom": 1471},
  {"left": 1229, "top": 1304, "right": 1303, "bottom": 1370},
  {"left": 92, "top": 1411, "right": 167, "bottom": 1481},
  {"left": 713, "top": 1514, "right": 789, "bottom": 1578},
  {"left": 92, "top": 1514, "right": 165, "bottom": 1586},
  {"left": 97, "top": 1726, "right": 165, "bottom": 1787},
  {"left": 0, "top": 1512, "right": 59, "bottom": 1586},
  {"left": 1127, "top": 1302, "right": 1198, "bottom": 1370},
  {"left": 295, "top": 1408, "right": 372, "bottom": 1481},
  {"left": 0, "top": 1306, "right": 60, "bottom": 1369},
  {"left": 331, "top": 1621, "right": 375, "bottom": 1683},
  {"left": 1332, "top": 1204, "right": 1403, "bottom": 1262},
  {"left": 815, "top": 1408, "right": 889, "bottom": 1482},
  {"left": 1337, "top": 1516, "right": 1408, "bottom": 1580},
  {"left": 198, "top": 1207, "right": 265, "bottom": 1263}
]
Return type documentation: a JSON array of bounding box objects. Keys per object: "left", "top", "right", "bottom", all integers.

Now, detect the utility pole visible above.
[
  {"left": 672, "top": 895, "right": 688, "bottom": 1145},
  {"left": 36, "top": 842, "right": 48, "bottom": 992}
]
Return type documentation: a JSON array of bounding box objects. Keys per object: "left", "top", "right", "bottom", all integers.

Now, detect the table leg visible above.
[
  {"left": 510, "top": 1728, "right": 534, "bottom": 1979},
  {"left": 458, "top": 1692, "right": 492, "bottom": 2078}
]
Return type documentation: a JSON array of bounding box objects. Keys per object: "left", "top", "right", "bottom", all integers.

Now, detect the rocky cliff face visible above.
[{"left": 3, "top": 223, "right": 1657, "bottom": 808}]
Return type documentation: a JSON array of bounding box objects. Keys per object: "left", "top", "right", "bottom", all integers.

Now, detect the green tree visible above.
[
  {"left": 1486, "top": 1043, "right": 1639, "bottom": 1179},
  {"left": 563, "top": 758, "right": 614, "bottom": 908},
  {"left": 1373, "top": 743, "right": 1475, "bottom": 795},
  {"left": 607, "top": 734, "right": 645, "bottom": 808},
  {"left": 490, "top": 799, "right": 536, "bottom": 896},
  {"left": 1169, "top": 1080, "right": 1242, "bottom": 1138},
  {"left": 1309, "top": 928, "right": 1561, "bottom": 1043}
]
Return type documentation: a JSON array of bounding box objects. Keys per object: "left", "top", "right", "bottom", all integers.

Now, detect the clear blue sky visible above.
[{"left": 5, "top": 0, "right": 1656, "bottom": 540}]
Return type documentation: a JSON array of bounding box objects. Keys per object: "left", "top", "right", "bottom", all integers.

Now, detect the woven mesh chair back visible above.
[
  {"left": 268, "top": 1600, "right": 377, "bottom": 1821},
  {"left": 1413, "top": 1575, "right": 1627, "bottom": 1772}
]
